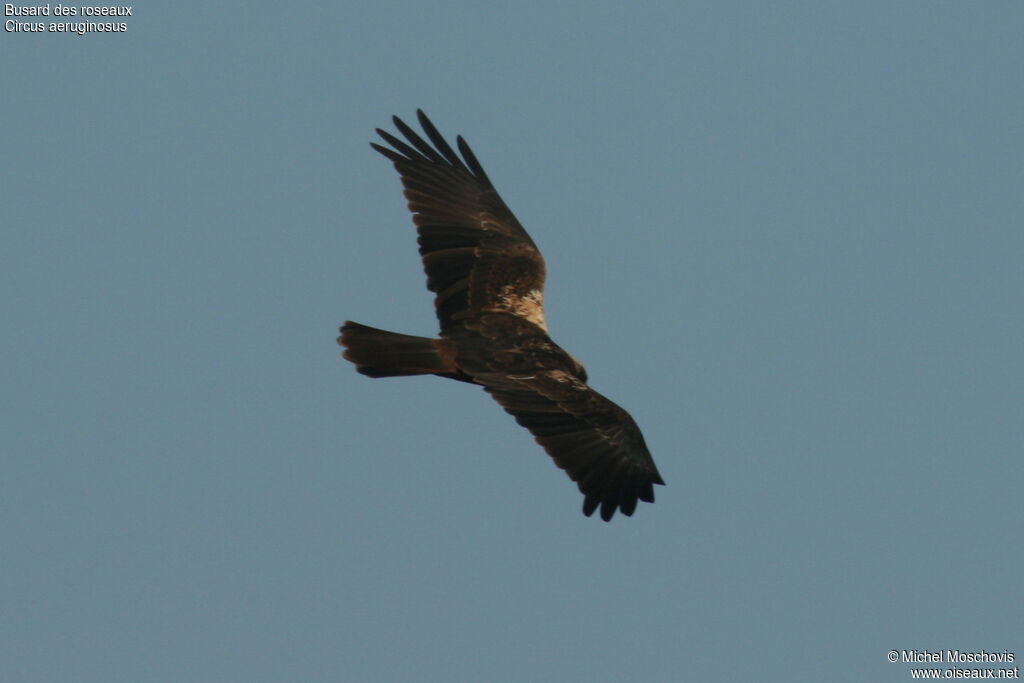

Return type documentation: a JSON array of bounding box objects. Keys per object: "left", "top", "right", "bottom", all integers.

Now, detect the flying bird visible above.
[{"left": 338, "top": 110, "right": 664, "bottom": 521}]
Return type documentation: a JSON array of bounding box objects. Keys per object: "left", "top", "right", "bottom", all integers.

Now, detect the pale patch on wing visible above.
[
  {"left": 492, "top": 286, "right": 548, "bottom": 331},
  {"left": 538, "top": 369, "right": 588, "bottom": 391}
]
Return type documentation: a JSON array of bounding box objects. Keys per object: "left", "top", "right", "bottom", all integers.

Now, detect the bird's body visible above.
[{"left": 338, "top": 110, "right": 664, "bottom": 521}]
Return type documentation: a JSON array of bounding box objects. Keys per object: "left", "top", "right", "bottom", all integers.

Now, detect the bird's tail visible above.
[{"left": 337, "top": 321, "right": 453, "bottom": 378}]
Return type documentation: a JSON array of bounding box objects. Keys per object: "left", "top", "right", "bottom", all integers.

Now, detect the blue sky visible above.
[{"left": 3, "top": 3, "right": 1022, "bottom": 681}]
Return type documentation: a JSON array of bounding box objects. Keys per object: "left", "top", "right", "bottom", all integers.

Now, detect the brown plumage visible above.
[{"left": 338, "top": 110, "right": 664, "bottom": 521}]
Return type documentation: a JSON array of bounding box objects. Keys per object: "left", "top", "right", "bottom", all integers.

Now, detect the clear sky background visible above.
[{"left": 3, "top": 3, "right": 1022, "bottom": 681}]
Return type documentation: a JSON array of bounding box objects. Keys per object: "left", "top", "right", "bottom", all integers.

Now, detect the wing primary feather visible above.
[
  {"left": 616, "top": 472, "right": 639, "bottom": 517},
  {"left": 619, "top": 483, "right": 639, "bottom": 516},
  {"left": 600, "top": 494, "right": 620, "bottom": 522},
  {"left": 391, "top": 115, "right": 447, "bottom": 164},
  {"left": 639, "top": 480, "right": 656, "bottom": 503},
  {"left": 416, "top": 110, "right": 469, "bottom": 171},
  {"left": 369, "top": 142, "right": 407, "bottom": 164},
  {"left": 455, "top": 135, "right": 493, "bottom": 188},
  {"left": 375, "top": 128, "right": 427, "bottom": 162}
]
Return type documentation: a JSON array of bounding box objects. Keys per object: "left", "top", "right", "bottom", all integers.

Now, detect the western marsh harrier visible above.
[{"left": 338, "top": 111, "right": 664, "bottom": 521}]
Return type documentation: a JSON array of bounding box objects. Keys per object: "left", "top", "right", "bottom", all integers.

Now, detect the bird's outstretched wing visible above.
[
  {"left": 478, "top": 370, "right": 665, "bottom": 521},
  {"left": 372, "top": 110, "right": 548, "bottom": 334}
]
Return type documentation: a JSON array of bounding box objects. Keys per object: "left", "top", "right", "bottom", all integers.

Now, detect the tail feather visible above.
[{"left": 338, "top": 321, "right": 451, "bottom": 378}]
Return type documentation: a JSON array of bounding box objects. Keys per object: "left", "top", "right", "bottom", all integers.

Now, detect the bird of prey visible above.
[{"left": 338, "top": 110, "right": 664, "bottom": 521}]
